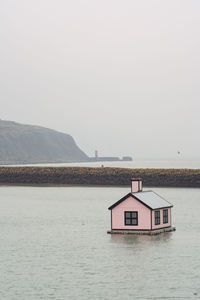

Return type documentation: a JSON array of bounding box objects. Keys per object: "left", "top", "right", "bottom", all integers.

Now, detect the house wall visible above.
[
  {"left": 151, "top": 208, "right": 171, "bottom": 230},
  {"left": 112, "top": 196, "right": 151, "bottom": 230}
]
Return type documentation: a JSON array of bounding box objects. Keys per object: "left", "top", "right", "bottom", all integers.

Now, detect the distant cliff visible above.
[{"left": 0, "top": 120, "right": 88, "bottom": 164}]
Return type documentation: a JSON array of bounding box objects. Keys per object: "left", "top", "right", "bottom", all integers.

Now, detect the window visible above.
[
  {"left": 155, "top": 210, "right": 160, "bottom": 225},
  {"left": 124, "top": 211, "right": 138, "bottom": 226},
  {"left": 163, "top": 209, "right": 168, "bottom": 224}
]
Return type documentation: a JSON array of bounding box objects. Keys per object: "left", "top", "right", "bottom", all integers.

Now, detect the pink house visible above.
[{"left": 108, "top": 179, "right": 175, "bottom": 235}]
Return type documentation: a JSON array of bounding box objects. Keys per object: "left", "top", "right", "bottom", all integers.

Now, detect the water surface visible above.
[
  {"left": 0, "top": 186, "right": 199, "bottom": 299},
  {"left": 7, "top": 159, "right": 200, "bottom": 169}
]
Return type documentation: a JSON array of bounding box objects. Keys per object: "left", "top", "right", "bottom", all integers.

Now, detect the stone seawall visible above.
[{"left": 0, "top": 167, "right": 199, "bottom": 187}]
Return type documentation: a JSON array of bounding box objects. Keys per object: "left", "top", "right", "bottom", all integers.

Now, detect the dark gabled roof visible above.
[{"left": 108, "top": 191, "right": 173, "bottom": 210}]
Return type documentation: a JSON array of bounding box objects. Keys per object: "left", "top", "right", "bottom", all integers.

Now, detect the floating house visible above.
[{"left": 107, "top": 179, "right": 175, "bottom": 235}]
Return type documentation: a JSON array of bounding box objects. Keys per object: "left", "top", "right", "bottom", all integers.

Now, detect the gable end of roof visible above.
[
  {"left": 108, "top": 191, "right": 173, "bottom": 210},
  {"left": 108, "top": 193, "right": 132, "bottom": 210},
  {"left": 108, "top": 193, "right": 153, "bottom": 210}
]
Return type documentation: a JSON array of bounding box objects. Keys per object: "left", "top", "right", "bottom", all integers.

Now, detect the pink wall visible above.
[
  {"left": 151, "top": 208, "right": 171, "bottom": 229},
  {"left": 112, "top": 196, "right": 151, "bottom": 230}
]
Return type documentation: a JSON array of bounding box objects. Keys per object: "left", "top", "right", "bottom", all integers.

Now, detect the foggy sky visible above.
[{"left": 1, "top": 0, "right": 200, "bottom": 159}]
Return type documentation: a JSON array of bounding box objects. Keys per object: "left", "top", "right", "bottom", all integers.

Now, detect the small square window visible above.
[{"left": 124, "top": 211, "right": 138, "bottom": 226}]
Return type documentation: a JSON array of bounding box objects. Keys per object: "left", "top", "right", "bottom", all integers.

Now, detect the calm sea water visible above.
[
  {"left": 8, "top": 159, "right": 200, "bottom": 169},
  {"left": 0, "top": 185, "right": 200, "bottom": 299}
]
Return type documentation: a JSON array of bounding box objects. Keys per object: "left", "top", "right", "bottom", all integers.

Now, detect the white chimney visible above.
[{"left": 131, "top": 178, "right": 142, "bottom": 193}]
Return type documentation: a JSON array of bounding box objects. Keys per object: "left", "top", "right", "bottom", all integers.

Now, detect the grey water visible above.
[
  {"left": 8, "top": 159, "right": 200, "bottom": 169},
  {"left": 0, "top": 185, "right": 200, "bottom": 299}
]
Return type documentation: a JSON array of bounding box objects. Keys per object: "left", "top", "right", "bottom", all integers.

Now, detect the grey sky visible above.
[{"left": 1, "top": 0, "right": 200, "bottom": 159}]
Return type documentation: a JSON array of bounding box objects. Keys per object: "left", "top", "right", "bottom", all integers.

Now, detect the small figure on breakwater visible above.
[{"left": 107, "top": 178, "right": 176, "bottom": 235}]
